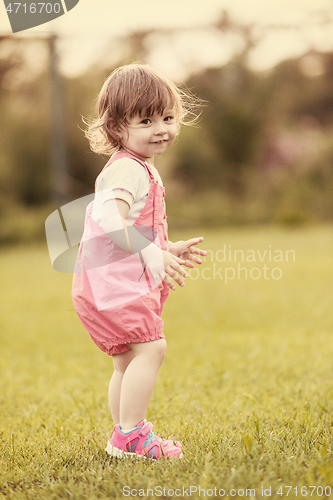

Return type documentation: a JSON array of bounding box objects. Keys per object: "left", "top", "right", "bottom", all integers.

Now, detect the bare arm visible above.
[{"left": 101, "top": 198, "right": 188, "bottom": 290}]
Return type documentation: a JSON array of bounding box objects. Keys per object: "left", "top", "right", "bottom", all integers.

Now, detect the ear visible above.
[
  {"left": 107, "top": 119, "right": 127, "bottom": 139},
  {"left": 106, "top": 119, "right": 123, "bottom": 149},
  {"left": 107, "top": 118, "right": 119, "bottom": 134}
]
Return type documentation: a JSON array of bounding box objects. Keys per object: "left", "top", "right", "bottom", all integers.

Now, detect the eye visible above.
[
  {"left": 141, "top": 118, "right": 151, "bottom": 125},
  {"left": 164, "top": 115, "right": 175, "bottom": 122}
]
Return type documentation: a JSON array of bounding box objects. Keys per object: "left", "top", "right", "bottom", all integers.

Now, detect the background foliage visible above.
[{"left": 0, "top": 21, "right": 333, "bottom": 243}]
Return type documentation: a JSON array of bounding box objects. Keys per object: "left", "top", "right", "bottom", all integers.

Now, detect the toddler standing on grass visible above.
[{"left": 72, "top": 64, "right": 206, "bottom": 460}]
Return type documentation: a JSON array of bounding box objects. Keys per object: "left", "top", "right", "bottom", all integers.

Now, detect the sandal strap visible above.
[{"left": 139, "top": 421, "right": 153, "bottom": 436}]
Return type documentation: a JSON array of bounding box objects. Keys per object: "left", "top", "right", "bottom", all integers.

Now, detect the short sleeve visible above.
[
  {"left": 98, "top": 158, "right": 149, "bottom": 206},
  {"left": 112, "top": 188, "right": 134, "bottom": 207}
]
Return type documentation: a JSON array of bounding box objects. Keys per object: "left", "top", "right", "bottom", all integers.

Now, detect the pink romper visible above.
[{"left": 72, "top": 152, "right": 169, "bottom": 356}]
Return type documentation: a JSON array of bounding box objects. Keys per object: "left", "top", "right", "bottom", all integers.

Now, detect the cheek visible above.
[
  {"left": 119, "top": 129, "right": 130, "bottom": 144},
  {"left": 170, "top": 127, "right": 178, "bottom": 141}
]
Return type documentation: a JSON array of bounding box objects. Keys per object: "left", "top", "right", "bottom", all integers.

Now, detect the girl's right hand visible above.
[
  {"left": 162, "top": 250, "right": 188, "bottom": 291},
  {"left": 141, "top": 244, "right": 188, "bottom": 291}
]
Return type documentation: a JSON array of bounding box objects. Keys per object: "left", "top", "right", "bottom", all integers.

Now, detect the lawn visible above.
[{"left": 0, "top": 224, "right": 333, "bottom": 499}]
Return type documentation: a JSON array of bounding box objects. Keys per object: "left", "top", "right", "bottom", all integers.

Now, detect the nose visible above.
[{"left": 154, "top": 119, "right": 167, "bottom": 135}]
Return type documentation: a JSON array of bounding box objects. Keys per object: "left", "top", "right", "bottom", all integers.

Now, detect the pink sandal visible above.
[{"left": 105, "top": 420, "right": 183, "bottom": 459}]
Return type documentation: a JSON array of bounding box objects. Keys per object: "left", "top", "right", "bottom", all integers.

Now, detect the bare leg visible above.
[
  {"left": 109, "top": 338, "right": 167, "bottom": 430},
  {"left": 108, "top": 349, "right": 135, "bottom": 426}
]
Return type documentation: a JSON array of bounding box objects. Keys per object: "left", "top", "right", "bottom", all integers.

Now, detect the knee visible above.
[
  {"left": 129, "top": 338, "right": 167, "bottom": 365},
  {"left": 141, "top": 338, "right": 167, "bottom": 365},
  {"left": 154, "top": 338, "right": 167, "bottom": 363}
]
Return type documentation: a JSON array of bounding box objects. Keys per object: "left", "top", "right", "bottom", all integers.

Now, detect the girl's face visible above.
[{"left": 117, "top": 109, "right": 178, "bottom": 164}]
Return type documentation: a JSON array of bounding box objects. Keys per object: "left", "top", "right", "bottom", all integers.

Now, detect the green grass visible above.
[{"left": 1, "top": 224, "right": 333, "bottom": 499}]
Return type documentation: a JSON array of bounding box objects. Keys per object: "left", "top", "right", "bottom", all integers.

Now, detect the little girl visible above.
[{"left": 72, "top": 63, "right": 206, "bottom": 460}]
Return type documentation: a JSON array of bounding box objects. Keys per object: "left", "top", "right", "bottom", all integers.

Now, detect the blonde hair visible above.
[{"left": 85, "top": 63, "right": 199, "bottom": 156}]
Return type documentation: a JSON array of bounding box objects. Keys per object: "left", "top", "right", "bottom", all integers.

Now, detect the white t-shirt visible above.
[{"left": 91, "top": 156, "right": 163, "bottom": 226}]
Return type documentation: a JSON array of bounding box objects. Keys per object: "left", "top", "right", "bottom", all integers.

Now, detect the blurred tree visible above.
[
  {"left": 295, "top": 52, "right": 333, "bottom": 126},
  {"left": 65, "top": 69, "right": 107, "bottom": 200},
  {"left": 1, "top": 17, "right": 333, "bottom": 243},
  {"left": 0, "top": 36, "right": 50, "bottom": 207},
  {"left": 174, "top": 61, "right": 265, "bottom": 195}
]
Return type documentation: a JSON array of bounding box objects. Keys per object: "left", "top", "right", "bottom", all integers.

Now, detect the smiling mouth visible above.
[{"left": 152, "top": 140, "right": 167, "bottom": 144}]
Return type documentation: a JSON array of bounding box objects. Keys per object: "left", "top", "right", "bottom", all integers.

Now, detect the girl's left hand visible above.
[{"left": 168, "top": 237, "right": 206, "bottom": 268}]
